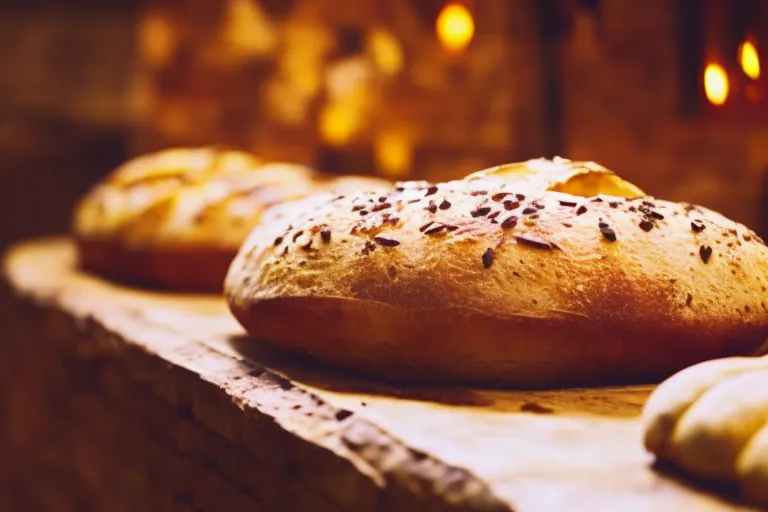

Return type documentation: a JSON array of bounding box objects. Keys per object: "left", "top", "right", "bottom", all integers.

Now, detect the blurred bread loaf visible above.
[{"left": 73, "top": 147, "right": 391, "bottom": 292}]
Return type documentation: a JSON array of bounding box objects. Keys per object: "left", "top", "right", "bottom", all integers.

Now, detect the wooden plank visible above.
[{"left": 0, "top": 237, "right": 759, "bottom": 511}]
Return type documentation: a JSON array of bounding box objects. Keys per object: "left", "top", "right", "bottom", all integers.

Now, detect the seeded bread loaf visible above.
[
  {"left": 225, "top": 158, "right": 768, "bottom": 387},
  {"left": 73, "top": 147, "right": 391, "bottom": 292}
]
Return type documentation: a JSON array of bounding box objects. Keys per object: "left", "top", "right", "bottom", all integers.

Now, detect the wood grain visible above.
[{"left": 0, "top": 237, "right": 761, "bottom": 511}]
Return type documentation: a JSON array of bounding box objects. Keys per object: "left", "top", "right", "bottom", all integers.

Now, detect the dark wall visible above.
[{"left": 0, "top": 0, "right": 138, "bottom": 250}]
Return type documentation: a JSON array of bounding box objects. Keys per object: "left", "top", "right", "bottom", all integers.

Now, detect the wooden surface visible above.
[{"left": 0, "top": 237, "right": 761, "bottom": 511}]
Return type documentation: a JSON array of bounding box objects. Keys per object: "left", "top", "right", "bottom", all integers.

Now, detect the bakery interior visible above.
[{"left": 3, "top": 0, "right": 768, "bottom": 510}]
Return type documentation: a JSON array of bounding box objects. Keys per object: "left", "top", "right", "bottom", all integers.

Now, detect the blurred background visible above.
[{"left": 2, "top": 0, "right": 768, "bottom": 249}]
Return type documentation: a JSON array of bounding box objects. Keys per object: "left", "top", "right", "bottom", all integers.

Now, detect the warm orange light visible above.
[
  {"left": 319, "top": 103, "right": 359, "bottom": 146},
  {"left": 374, "top": 130, "right": 412, "bottom": 177},
  {"left": 704, "top": 63, "right": 729, "bottom": 106},
  {"left": 739, "top": 40, "right": 761, "bottom": 80},
  {"left": 436, "top": 2, "right": 474, "bottom": 54}
]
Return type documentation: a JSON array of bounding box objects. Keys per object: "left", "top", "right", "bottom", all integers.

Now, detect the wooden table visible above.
[{"left": 0, "top": 237, "right": 759, "bottom": 511}]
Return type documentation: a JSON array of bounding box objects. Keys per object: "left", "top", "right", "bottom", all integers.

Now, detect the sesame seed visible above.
[
  {"left": 372, "top": 202, "right": 391, "bottom": 212},
  {"left": 501, "top": 216, "right": 518, "bottom": 229},
  {"left": 515, "top": 234, "right": 553, "bottom": 250},
  {"left": 691, "top": 220, "right": 705, "bottom": 233},
  {"left": 504, "top": 200, "right": 520, "bottom": 210},
  {"left": 374, "top": 236, "right": 400, "bottom": 247},
  {"left": 419, "top": 221, "right": 434, "bottom": 232},
  {"left": 482, "top": 248, "right": 494, "bottom": 268},
  {"left": 424, "top": 224, "right": 446, "bottom": 235},
  {"left": 639, "top": 220, "right": 653, "bottom": 232},
  {"left": 600, "top": 225, "right": 617, "bottom": 242},
  {"left": 699, "top": 245, "right": 713, "bottom": 263}
]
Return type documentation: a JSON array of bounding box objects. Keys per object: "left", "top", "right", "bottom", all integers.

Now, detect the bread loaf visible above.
[
  {"left": 225, "top": 158, "right": 768, "bottom": 387},
  {"left": 73, "top": 147, "right": 391, "bottom": 291},
  {"left": 641, "top": 355, "right": 768, "bottom": 506}
]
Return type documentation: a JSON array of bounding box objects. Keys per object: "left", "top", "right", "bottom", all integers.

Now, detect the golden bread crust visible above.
[
  {"left": 73, "top": 147, "right": 391, "bottom": 291},
  {"left": 225, "top": 160, "right": 768, "bottom": 387}
]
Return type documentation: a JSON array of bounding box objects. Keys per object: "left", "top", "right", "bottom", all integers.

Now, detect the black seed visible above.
[
  {"left": 501, "top": 216, "right": 518, "bottom": 229},
  {"left": 372, "top": 202, "right": 391, "bottom": 212},
  {"left": 609, "top": 201, "right": 620, "bottom": 208},
  {"left": 378, "top": 196, "right": 387, "bottom": 202},
  {"left": 600, "top": 225, "right": 617, "bottom": 242},
  {"left": 562, "top": 222, "right": 572, "bottom": 228},
  {"left": 642, "top": 200, "right": 655, "bottom": 207},
  {"left": 558, "top": 200, "right": 577, "bottom": 207},
  {"left": 492, "top": 192, "right": 511, "bottom": 202},
  {"left": 419, "top": 221, "right": 434, "bottom": 232},
  {"left": 445, "top": 225, "right": 459, "bottom": 232},
  {"left": 471, "top": 207, "right": 492, "bottom": 217},
  {"left": 515, "top": 193, "right": 526, "bottom": 200},
  {"left": 628, "top": 206, "right": 637, "bottom": 212},
  {"left": 388, "top": 217, "right": 400, "bottom": 226},
  {"left": 598, "top": 222, "right": 608, "bottom": 228},
  {"left": 439, "top": 199, "right": 451, "bottom": 210},
  {"left": 352, "top": 204, "right": 365, "bottom": 212},
  {"left": 487, "top": 211, "right": 501, "bottom": 221},
  {"left": 301, "top": 240, "right": 313, "bottom": 251},
  {"left": 691, "top": 220, "right": 705, "bottom": 233},
  {"left": 471, "top": 190, "right": 488, "bottom": 196},
  {"left": 395, "top": 186, "right": 405, "bottom": 192},
  {"left": 407, "top": 198, "right": 420, "bottom": 204},
  {"left": 686, "top": 293, "right": 693, "bottom": 307},
  {"left": 427, "top": 203, "right": 437, "bottom": 213},
  {"left": 522, "top": 207, "right": 537, "bottom": 215},
  {"left": 425, "top": 186, "right": 438, "bottom": 196},
  {"left": 592, "top": 197, "right": 604, "bottom": 203},
  {"left": 374, "top": 236, "right": 400, "bottom": 247},
  {"left": 649, "top": 211, "right": 665, "bottom": 220},
  {"left": 273, "top": 236, "right": 283, "bottom": 246},
  {"left": 515, "top": 234, "right": 553, "bottom": 250},
  {"left": 482, "top": 248, "right": 494, "bottom": 268},
  {"left": 639, "top": 220, "right": 654, "bottom": 232},
  {"left": 576, "top": 205, "right": 587, "bottom": 215},
  {"left": 699, "top": 245, "right": 712, "bottom": 263},
  {"left": 292, "top": 230, "right": 304, "bottom": 242},
  {"left": 424, "top": 224, "right": 446, "bottom": 235},
  {"left": 359, "top": 210, "right": 369, "bottom": 216},
  {"left": 504, "top": 200, "right": 520, "bottom": 210},
  {"left": 320, "top": 230, "right": 331, "bottom": 243}
]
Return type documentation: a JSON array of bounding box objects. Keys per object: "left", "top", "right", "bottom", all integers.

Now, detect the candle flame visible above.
[
  {"left": 704, "top": 62, "right": 729, "bottom": 106},
  {"left": 436, "top": 2, "right": 474, "bottom": 54},
  {"left": 739, "top": 39, "right": 761, "bottom": 80}
]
